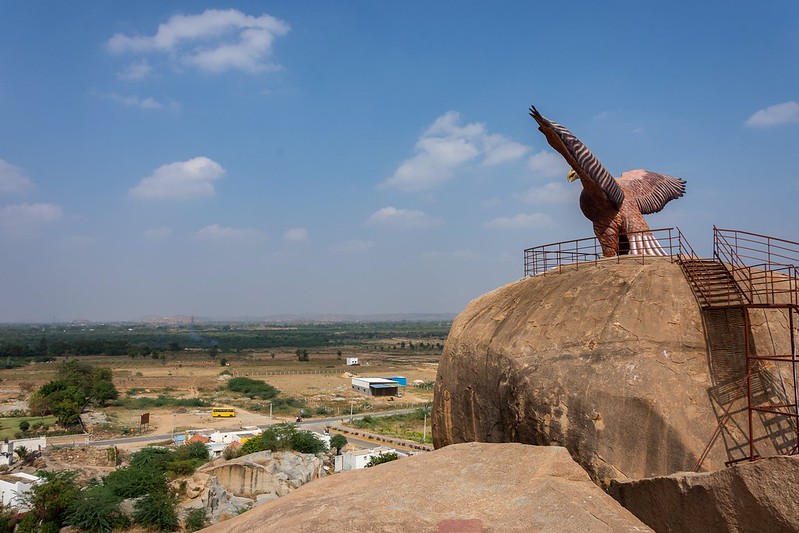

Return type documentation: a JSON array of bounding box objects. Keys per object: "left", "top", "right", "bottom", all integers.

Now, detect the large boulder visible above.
[
  {"left": 433, "top": 258, "right": 748, "bottom": 485},
  {"left": 609, "top": 456, "right": 799, "bottom": 532},
  {"left": 200, "top": 450, "right": 325, "bottom": 498},
  {"left": 203, "top": 442, "right": 651, "bottom": 532}
]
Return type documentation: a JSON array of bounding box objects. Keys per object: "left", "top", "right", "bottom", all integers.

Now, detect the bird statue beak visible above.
[{"left": 567, "top": 169, "right": 578, "bottom": 182}]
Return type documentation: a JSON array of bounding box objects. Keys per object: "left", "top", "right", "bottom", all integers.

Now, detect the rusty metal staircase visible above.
[
  {"left": 679, "top": 259, "right": 746, "bottom": 309},
  {"left": 678, "top": 227, "right": 799, "bottom": 466}
]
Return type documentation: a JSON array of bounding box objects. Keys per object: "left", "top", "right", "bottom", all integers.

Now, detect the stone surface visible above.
[
  {"left": 433, "top": 258, "right": 763, "bottom": 485},
  {"left": 203, "top": 442, "right": 651, "bottom": 532},
  {"left": 200, "top": 450, "right": 324, "bottom": 498},
  {"left": 609, "top": 456, "right": 799, "bottom": 532}
]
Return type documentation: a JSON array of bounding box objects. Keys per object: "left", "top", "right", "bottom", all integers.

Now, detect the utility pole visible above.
[
  {"left": 423, "top": 412, "right": 427, "bottom": 444},
  {"left": 269, "top": 402, "right": 273, "bottom": 419}
]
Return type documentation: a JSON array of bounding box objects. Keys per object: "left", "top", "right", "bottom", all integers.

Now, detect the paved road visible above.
[{"left": 86, "top": 408, "right": 420, "bottom": 448}]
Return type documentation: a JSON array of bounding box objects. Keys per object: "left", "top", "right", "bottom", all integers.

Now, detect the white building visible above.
[
  {"left": 0, "top": 436, "right": 47, "bottom": 466},
  {"left": 334, "top": 446, "right": 405, "bottom": 472},
  {"left": 0, "top": 472, "right": 40, "bottom": 509},
  {"left": 346, "top": 357, "right": 360, "bottom": 366},
  {"left": 351, "top": 377, "right": 400, "bottom": 397}
]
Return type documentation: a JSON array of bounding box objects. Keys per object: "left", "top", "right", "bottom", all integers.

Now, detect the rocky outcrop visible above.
[
  {"left": 609, "top": 456, "right": 799, "bottom": 532},
  {"left": 185, "top": 450, "right": 326, "bottom": 524},
  {"left": 204, "top": 442, "right": 651, "bottom": 532},
  {"left": 433, "top": 258, "right": 740, "bottom": 485},
  {"left": 200, "top": 450, "right": 325, "bottom": 498}
]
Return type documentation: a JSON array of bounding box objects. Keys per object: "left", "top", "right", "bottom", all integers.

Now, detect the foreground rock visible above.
[
  {"left": 609, "top": 455, "right": 799, "bottom": 532},
  {"left": 204, "top": 442, "right": 651, "bottom": 532},
  {"left": 182, "top": 451, "right": 325, "bottom": 523},
  {"left": 433, "top": 259, "right": 741, "bottom": 485}
]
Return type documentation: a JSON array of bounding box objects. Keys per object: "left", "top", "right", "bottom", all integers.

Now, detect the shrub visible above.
[
  {"left": 365, "top": 452, "right": 399, "bottom": 467},
  {"left": 0, "top": 503, "right": 20, "bottom": 532},
  {"left": 18, "top": 420, "right": 30, "bottom": 432},
  {"left": 184, "top": 507, "right": 208, "bottom": 532},
  {"left": 129, "top": 447, "right": 172, "bottom": 471},
  {"left": 240, "top": 437, "right": 265, "bottom": 455},
  {"left": 223, "top": 444, "right": 244, "bottom": 460},
  {"left": 104, "top": 465, "right": 167, "bottom": 499},
  {"left": 133, "top": 491, "right": 178, "bottom": 532},
  {"left": 18, "top": 470, "right": 80, "bottom": 533},
  {"left": 290, "top": 431, "right": 326, "bottom": 454},
  {"left": 65, "top": 483, "right": 123, "bottom": 532},
  {"left": 226, "top": 377, "right": 279, "bottom": 400}
]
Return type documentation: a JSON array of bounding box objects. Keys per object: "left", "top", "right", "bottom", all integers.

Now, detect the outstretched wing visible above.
[
  {"left": 617, "top": 169, "right": 686, "bottom": 214},
  {"left": 529, "top": 106, "right": 624, "bottom": 209}
]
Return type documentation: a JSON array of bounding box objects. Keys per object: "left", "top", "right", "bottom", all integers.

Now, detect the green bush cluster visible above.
[
  {"left": 28, "top": 361, "right": 118, "bottom": 426},
  {"left": 119, "top": 395, "right": 211, "bottom": 409},
  {"left": 365, "top": 451, "right": 399, "bottom": 467},
  {"left": 226, "top": 377, "right": 279, "bottom": 399},
  {"left": 18, "top": 443, "right": 210, "bottom": 532},
  {"left": 238, "top": 423, "right": 326, "bottom": 455}
]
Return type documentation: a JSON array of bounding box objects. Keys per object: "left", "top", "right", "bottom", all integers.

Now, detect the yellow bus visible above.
[{"left": 211, "top": 407, "right": 236, "bottom": 418}]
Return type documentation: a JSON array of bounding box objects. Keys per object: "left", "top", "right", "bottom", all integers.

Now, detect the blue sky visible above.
[{"left": 1, "top": 2, "right": 798, "bottom": 322}]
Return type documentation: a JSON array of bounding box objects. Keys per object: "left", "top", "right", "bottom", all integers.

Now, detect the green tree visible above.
[
  {"left": 336, "top": 350, "right": 342, "bottom": 360},
  {"left": 90, "top": 380, "right": 119, "bottom": 406},
  {"left": 18, "top": 419, "right": 30, "bottom": 432},
  {"left": 295, "top": 349, "right": 309, "bottom": 362},
  {"left": 65, "top": 483, "right": 124, "bottom": 533},
  {"left": 18, "top": 470, "right": 80, "bottom": 533},
  {"left": 290, "top": 430, "right": 326, "bottom": 454},
  {"left": 104, "top": 464, "right": 167, "bottom": 499},
  {"left": 168, "top": 341, "right": 180, "bottom": 353},
  {"left": 209, "top": 346, "right": 218, "bottom": 359},
  {"left": 219, "top": 357, "right": 228, "bottom": 366},
  {"left": 330, "top": 434, "right": 348, "bottom": 454},
  {"left": 52, "top": 398, "right": 82, "bottom": 426}
]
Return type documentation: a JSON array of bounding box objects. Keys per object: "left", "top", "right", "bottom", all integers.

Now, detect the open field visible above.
[{"left": 0, "top": 322, "right": 444, "bottom": 439}]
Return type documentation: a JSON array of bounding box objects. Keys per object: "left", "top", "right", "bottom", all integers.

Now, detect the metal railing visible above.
[
  {"left": 523, "top": 227, "right": 683, "bottom": 276},
  {"left": 714, "top": 227, "right": 799, "bottom": 307}
]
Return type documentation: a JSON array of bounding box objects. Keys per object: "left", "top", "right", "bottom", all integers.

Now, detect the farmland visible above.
[{"left": 0, "top": 321, "right": 448, "bottom": 438}]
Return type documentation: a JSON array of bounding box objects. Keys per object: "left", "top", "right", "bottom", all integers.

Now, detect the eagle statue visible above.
[{"left": 529, "top": 106, "right": 686, "bottom": 257}]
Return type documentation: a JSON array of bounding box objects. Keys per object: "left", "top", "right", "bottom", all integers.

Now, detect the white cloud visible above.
[
  {"left": 483, "top": 212, "right": 553, "bottom": 230},
  {"left": 283, "top": 227, "right": 308, "bottom": 243},
  {"left": 527, "top": 150, "right": 569, "bottom": 180},
  {"left": 366, "top": 207, "right": 443, "bottom": 229},
  {"left": 0, "top": 203, "right": 63, "bottom": 237},
  {"left": 129, "top": 157, "right": 225, "bottom": 200},
  {"left": 381, "top": 111, "right": 529, "bottom": 192},
  {"left": 331, "top": 239, "right": 374, "bottom": 253},
  {"left": 745, "top": 101, "right": 799, "bottom": 128},
  {"left": 107, "top": 93, "right": 177, "bottom": 111},
  {"left": 107, "top": 9, "right": 290, "bottom": 74},
  {"left": 483, "top": 134, "right": 530, "bottom": 166},
  {"left": 117, "top": 60, "right": 152, "bottom": 81},
  {"left": 515, "top": 182, "right": 576, "bottom": 204},
  {"left": 144, "top": 226, "right": 173, "bottom": 240},
  {"left": 0, "top": 159, "right": 35, "bottom": 195},
  {"left": 194, "top": 224, "right": 263, "bottom": 241}
]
